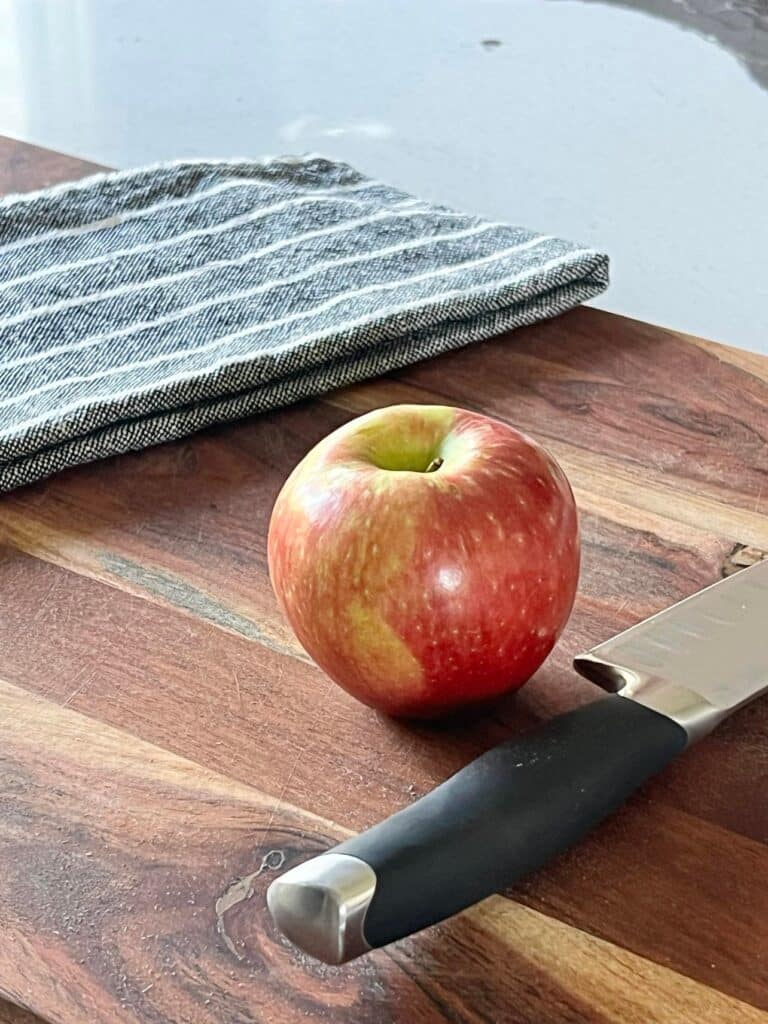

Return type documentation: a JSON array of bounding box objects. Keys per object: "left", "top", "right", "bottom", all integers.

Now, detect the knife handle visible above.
[{"left": 267, "top": 695, "right": 687, "bottom": 963}]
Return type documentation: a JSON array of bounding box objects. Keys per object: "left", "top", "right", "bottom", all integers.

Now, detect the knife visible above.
[{"left": 267, "top": 560, "right": 768, "bottom": 964}]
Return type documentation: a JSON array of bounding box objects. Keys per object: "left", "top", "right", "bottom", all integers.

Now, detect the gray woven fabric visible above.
[{"left": 0, "top": 156, "right": 609, "bottom": 491}]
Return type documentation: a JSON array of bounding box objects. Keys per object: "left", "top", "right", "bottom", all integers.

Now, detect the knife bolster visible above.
[{"left": 573, "top": 655, "right": 725, "bottom": 745}]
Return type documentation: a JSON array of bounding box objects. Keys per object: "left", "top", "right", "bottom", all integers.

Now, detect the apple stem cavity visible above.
[{"left": 425, "top": 457, "right": 444, "bottom": 473}]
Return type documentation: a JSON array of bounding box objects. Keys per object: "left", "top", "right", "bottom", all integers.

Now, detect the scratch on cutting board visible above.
[
  {"left": 215, "top": 849, "right": 285, "bottom": 960},
  {"left": 232, "top": 668, "right": 244, "bottom": 713}
]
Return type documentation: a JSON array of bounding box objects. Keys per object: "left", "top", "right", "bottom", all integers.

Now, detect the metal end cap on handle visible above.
[{"left": 267, "top": 853, "right": 377, "bottom": 964}]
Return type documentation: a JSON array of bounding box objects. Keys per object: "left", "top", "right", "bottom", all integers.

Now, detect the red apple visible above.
[{"left": 268, "top": 404, "right": 579, "bottom": 717}]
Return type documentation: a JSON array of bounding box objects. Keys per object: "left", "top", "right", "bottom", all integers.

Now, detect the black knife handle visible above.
[{"left": 333, "top": 695, "right": 686, "bottom": 951}]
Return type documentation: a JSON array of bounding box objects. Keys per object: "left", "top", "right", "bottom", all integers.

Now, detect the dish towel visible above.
[{"left": 0, "top": 156, "right": 609, "bottom": 491}]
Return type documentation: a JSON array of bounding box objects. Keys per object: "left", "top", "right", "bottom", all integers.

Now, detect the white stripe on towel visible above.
[
  {"left": 0, "top": 174, "right": 383, "bottom": 260},
  {"left": 0, "top": 227, "right": 544, "bottom": 379},
  {"left": 0, "top": 178, "right": 392, "bottom": 292},
  {"left": 0, "top": 199, "right": 440, "bottom": 333},
  {"left": 3, "top": 247, "right": 594, "bottom": 431}
]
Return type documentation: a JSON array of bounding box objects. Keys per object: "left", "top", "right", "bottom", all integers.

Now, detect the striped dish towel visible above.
[{"left": 0, "top": 156, "right": 608, "bottom": 491}]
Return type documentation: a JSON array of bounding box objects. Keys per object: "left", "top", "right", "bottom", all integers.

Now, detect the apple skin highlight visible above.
[{"left": 268, "top": 404, "right": 580, "bottom": 717}]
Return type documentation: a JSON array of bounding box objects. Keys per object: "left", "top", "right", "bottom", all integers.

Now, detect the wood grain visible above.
[
  {"left": 0, "top": 1002, "right": 41, "bottom": 1024},
  {"left": 0, "top": 136, "right": 103, "bottom": 195},
  {"left": 0, "top": 435, "right": 765, "bottom": 850},
  {"left": 0, "top": 136, "right": 766, "bottom": 1023},
  {"left": 684, "top": 333, "right": 768, "bottom": 386},
  {"left": 3, "top": 542, "right": 768, "bottom": 1011},
  {"left": 1, "top": 422, "right": 765, "bottom": 853},
  {"left": 0, "top": 678, "right": 764, "bottom": 1024},
  {"left": 392, "top": 309, "right": 768, "bottom": 514}
]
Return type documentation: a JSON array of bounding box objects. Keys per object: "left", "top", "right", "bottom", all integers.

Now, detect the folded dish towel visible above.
[{"left": 0, "top": 156, "right": 608, "bottom": 491}]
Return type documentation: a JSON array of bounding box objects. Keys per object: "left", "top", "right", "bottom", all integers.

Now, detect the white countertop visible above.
[{"left": 1, "top": 0, "right": 766, "bottom": 352}]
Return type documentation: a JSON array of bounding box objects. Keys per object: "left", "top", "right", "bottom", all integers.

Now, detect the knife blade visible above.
[{"left": 267, "top": 560, "right": 768, "bottom": 964}]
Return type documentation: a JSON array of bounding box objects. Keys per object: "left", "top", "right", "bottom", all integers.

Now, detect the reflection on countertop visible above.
[{"left": 581, "top": 0, "right": 768, "bottom": 89}]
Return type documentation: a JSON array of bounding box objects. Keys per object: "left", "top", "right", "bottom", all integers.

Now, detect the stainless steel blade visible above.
[{"left": 574, "top": 559, "right": 768, "bottom": 742}]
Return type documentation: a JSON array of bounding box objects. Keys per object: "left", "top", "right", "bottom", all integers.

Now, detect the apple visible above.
[{"left": 268, "top": 404, "right": 579, "bottom": 717}]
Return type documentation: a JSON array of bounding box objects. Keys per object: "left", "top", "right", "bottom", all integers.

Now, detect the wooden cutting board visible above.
[{"left": 0, "top": 137, "right": 767, "bottom": 1024}]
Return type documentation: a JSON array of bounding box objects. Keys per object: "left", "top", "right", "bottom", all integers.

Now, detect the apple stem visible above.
[{"left": 425, "top": 457, "right": 444, "bottom": 473}]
